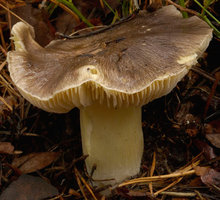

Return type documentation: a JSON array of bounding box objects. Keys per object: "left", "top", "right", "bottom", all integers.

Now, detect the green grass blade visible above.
[
  {"left": 103, "top": 0, "right": 120, "bottom": 20},
  {"left": 57, "top": 0, "right": 93, "bottom": 27},
  {"left": 194, "top": 0, "right": 220, "bottom": 24},
  {"left": 179, "top": 0, "right": 189, "bottom": 18},
  {"left": 202, "top": 0, "right": 215, "bottom": 17},
  {"left": 203, "top": 15, "right": 220, "bottom": 37}
]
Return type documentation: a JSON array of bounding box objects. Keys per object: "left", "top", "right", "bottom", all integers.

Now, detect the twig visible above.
[
  {"left": 58, "top": 11, "right": 138, "bottom": 39},
  {"left": 166, "top": 0, "right": 199, "bottom": 17},
  {"left": 0, "top": 74, "right": 20, "bottom": 97},
  {"left": 119, "top": 170, "right": 195, "bottom": 187},
  {"left": 194, "top": 190, "right": 205, "bottom": 200},
  {"left": 67, "top": 25, "right": 106, "bottom": 37},
  {"left": 119, "top": 158, "right": 200, "bottom": 187},
  {"left": 74, "top": 167, "right": 88, "bottom": 200},
  {"left": 149, "top": 152, "right": 156, "bottom": 194},
  {"left": 0, "top": 60, "right": 7, "bottom": 71},
  {"left": 191, "top": 66, "right": 220, "bottom": 86},
  {"left": 0, "top": 45, "right": 7, "bottom": 56},
  {"left": 0, "top": 3, "right": 30, "bottom": 25},
  {"left": 160, "top": 191, "right": 196, "bottom": 197},
  {"left": 0, "top": 96, "right": 13, "bottom": 111},
  {"left": 154, "top": 177, "right": 183, "bottom": 196},
  {"left": 75, "top": 167, "right": 98, "bottom": 200},
  {"left": 0, "top": 25, "right": 6, "bottom": 50}
]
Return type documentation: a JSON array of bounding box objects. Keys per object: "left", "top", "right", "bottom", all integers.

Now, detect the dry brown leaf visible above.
[
  {"left": 195, "top": 166, "right": 220, "bottom": 186},
  {"left": 0, "top": 142, "right": 14, "bottom": 154},
  {"left": 12, "top": 152, "right": 60, "bottom": 174},
  {"left": 0, "top": 174, "right": 58, "bottom": 200}
]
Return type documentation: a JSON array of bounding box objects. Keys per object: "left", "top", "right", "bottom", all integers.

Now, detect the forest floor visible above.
[{"left": 0, "top": 0, "right": 220, "bottom": 199}]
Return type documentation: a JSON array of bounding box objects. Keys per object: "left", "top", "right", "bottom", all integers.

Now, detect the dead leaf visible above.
[
  {"left": 0, "top": 142, "right": 14, "bottom": 154},
  {"left": 195, "top": 166, "right": 220, "bottom": 186},
  {"left": 12, "top": 152, "right": 60, "bottom": 174},
  {"left": 0, "top": 174, "right": 58, "bottom": 200}
]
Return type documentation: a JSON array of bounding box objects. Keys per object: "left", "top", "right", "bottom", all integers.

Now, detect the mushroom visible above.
[{"left": 7, "top": 5, "right": 212, "bottom": 186}]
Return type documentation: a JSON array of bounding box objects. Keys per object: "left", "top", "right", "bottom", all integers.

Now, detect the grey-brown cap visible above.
[{"left": 7, "top": 5, "right": 212, "bottom": 113}]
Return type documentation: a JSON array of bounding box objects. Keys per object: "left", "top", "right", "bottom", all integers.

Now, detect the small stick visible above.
[
  {"left": 0, "top": 60, "right": 7, "bottom": 71},
  {"left": 0, "top": 45, "right": 7, "bottom": 57},
  {"left": 119, "top": 170, "right": 195, "bottom": 187},
  {"left": 191, "top": 66, "right": 220, "bottom": 86},
  {"left": 0, "top": 96, "right": 13, "bottom": 111},
  {"left": 154, "top": 177, "right": 183, "bottom": 196},
  {"left": 74, "top": 167, "right": 88, "bottom": 200},
  {"left": 75, "top": 167, "right": 98, "bottom": 200},
  {"left": 0, "top": 3, "right": 29, "bottom": 25},
  {"left": 149, "top": 152, "right": 156, "bottom": 194},
  {"left": 0, "top": 25, "right": 6, "bottom": 50},
  {"left": 166, "top": 0, "right": 199, "bottom": 17},
  {"left": 160, "top": 191, "right": 196, "bottom": 197},
  {"left": 0, "top": 74, "right": 20, "bottom": 97}
]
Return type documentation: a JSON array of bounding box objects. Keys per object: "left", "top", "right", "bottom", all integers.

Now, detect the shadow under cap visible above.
[{"left": 7, "top": 5, "right": 212, "bottom": 112}]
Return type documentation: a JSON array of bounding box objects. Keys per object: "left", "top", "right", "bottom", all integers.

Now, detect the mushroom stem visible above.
[{"left": 80, "top": 103, "right": 143, "bottom": 186}]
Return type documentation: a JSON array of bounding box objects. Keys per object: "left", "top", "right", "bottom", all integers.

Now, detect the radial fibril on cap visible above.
[{"left": 7, "top": 5, "right": 212, "bottom": 186}]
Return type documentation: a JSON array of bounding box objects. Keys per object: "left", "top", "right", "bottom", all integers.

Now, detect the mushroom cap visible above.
[{"left": 7, "top": 5, "right": 212, "bottom": 113}]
